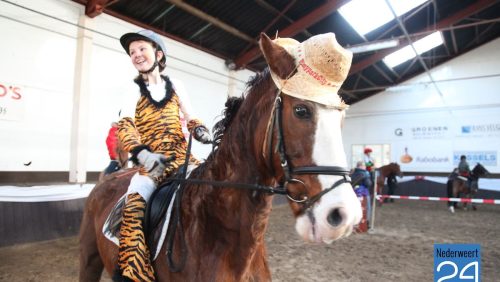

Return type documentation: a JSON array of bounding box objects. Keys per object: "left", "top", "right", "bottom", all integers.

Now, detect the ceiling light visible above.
[{"left": 347, "top": 38, "right": 400, "bottom": 53}]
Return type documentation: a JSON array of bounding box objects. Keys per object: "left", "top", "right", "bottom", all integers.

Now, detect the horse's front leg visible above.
[{"left": 79, "top": 209, "right": 105, "bottom": 282}]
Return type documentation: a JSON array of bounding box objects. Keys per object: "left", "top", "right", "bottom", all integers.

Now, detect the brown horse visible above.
[
  {"left": 375, "top": 163, "right": 402, "bottom": 204},
  {"left": 79, "top": 33, "right": 362, "bottom": 281},
  {"left": 448, "top": 163, "right": 489, "bottom": 213}
]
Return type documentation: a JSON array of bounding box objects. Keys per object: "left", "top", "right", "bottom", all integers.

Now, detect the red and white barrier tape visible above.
[{"left": 376, "top": 195, "right": 500, "bottom": 205}]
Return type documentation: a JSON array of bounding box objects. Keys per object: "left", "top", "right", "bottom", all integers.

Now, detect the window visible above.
[
  {"left": 339, "top": 0, "right": 428, "bottom": 36},
  {"left": 383, "top": 31, "right": 444, "bottom": 68}
]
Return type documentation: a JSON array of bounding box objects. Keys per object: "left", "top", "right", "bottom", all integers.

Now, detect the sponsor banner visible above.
[
  {"left": 410, "top": 125, "right": 449, "bottom": 139},
  {"left": 453, "top": 151, "right": 497, "bottom": 167},
  {"left": 393, "top": 125, "right": 450, "bottom": 140},
  {"left": 434, "top": 244, "right": 481, "bottom": 282},
  {"left": 458, "top": 123, "right": 500, "bottom": 138},
  {"left": 394, "top": 141, "right": 453, "bottom": 171},
  {"left": 0, "top": 82, "right": 24, "bottom": 121}
]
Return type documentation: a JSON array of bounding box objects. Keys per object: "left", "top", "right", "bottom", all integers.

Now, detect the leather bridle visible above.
[
  {"left": 263, "top": 93, "right": 351, "bottom": 212},
  {"left": 175, "top": 89, "right": 352, "bottom": 212}
]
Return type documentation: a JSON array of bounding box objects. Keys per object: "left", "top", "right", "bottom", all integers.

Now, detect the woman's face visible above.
[{"left": 128, "top": 40, "right": 158, "bottom": 72}]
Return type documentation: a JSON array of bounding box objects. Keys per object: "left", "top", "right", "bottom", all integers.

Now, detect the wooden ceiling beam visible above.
[
  {"left": 349, "top": 0, "right": 497, "bottom": 75},
  {"left": 234, "top": 0, "right": 351, "bottom": 69},
  {"left": 84, "top": 0, "right": 116, "bottom": 18},
  {"left": 164, "top": 0, "right": 254, "bottom": 43}
]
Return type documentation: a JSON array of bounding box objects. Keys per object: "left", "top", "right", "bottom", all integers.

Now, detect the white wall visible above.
[
  {"left": 344, "top": 38, "right": 500, "bottom": 174},
  {"left": 0, "top": 0, "right": 255, "bottom": 174}
]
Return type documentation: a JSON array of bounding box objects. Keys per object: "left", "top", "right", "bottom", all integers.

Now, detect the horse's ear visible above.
[{"left": 259, "top": 33, "right": 296, "bottom": 79}]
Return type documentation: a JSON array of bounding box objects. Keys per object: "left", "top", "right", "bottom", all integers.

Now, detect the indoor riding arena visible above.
[{"left": 1, "top": 1, "right": 499, "bottom": 282}]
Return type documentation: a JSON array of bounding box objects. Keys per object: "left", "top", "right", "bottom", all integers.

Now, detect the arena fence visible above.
[
  {"left": 376, "top": 194, "right": 500, "bottom": 204},
  {"left": 367, "top": 172, "right": 500, "bottom": 231}
]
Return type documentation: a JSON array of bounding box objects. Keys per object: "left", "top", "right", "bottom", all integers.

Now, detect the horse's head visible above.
[
  {"left": 254, "top": 33, "right": 361, "bottom": 243},
  {"left": 472, "top": 163, "right": 490, "bottom": 178},
  {"left": 390, "top": 162, "right": 403, "bottom": 178}
]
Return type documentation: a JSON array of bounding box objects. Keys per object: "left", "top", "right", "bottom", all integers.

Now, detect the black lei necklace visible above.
[{"left": 134, "top": 75, "right": 174, "bottom": 108}]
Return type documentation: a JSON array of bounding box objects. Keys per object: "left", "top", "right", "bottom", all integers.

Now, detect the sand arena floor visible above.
[{"left": 0, "top": 199, "right": 499, "bottom": 282}]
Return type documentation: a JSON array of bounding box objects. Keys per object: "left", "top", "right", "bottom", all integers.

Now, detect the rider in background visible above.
[
  {"left": 363, "top": 147, "right": 376, "bottom": 197},
  {"left": 458, "top": 154, "right": 472, "bottom": 191},
  {"left": 458, "top": 155, "right": 471, "bottom": 177},
  {"left": 364, "top": 147, "right": 375, "bottom": 173},
  {"left": 115, "top": 29, "right": 211, "bottom": 281}
]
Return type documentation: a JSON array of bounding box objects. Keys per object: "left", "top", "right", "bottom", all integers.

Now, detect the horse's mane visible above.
[
  {"left": 211, "top": 96, "right": 244, "bottom": 150},
  {"left": 190, "top": 69, "right": 275, "bottom": 178},
  {"left": 472, "top": 163, "right": 489, "bottom": 177}
]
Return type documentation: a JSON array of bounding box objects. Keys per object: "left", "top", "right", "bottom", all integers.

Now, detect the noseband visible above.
[{"left": 264, "top": 94, "right": 351, "bottom": 212}]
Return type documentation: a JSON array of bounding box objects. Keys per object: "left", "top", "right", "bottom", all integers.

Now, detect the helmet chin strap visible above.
[{"left": 139, "top": 58, "right": 159, "bottom": 75}]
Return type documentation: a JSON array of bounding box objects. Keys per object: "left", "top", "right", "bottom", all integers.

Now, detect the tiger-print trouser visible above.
[{"left": 118, "top": 193, "right": 155, "bottom": 282}]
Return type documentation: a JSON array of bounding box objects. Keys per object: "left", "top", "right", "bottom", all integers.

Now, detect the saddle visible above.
[{"left": 102, "top": 165, "right": 190, "bottom": 260}]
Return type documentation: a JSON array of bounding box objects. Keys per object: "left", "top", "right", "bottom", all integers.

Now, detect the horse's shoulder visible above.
[{"left": 91, "top": 169, "right": 133, "bottom": 201}]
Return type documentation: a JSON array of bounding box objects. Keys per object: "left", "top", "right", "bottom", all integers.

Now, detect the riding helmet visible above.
[{"left": 120, "top": 30, "right": 167, "bottom": 60}]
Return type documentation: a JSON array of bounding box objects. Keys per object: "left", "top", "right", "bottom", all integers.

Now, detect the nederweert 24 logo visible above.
[{"left": 434, "top": 244, "right": 481, "bottom": 282}]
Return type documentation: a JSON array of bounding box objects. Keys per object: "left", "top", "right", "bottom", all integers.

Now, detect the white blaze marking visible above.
[
  {"left": 313, "top": 107, "right": 347, "bottom": 170},
  {"left": 293, "top": 106, "right": 361, "bottom": 243}
]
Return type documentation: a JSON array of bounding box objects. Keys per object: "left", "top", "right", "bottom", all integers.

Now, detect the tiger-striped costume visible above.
[
  {"left": 118, "top": 75, "right": 202, "bottom": 181},
  {"left": 116, "top": 75, "right": 204, "bottom": 281},
  {"left": 118, "top": 193, "right": 155, "bottom": 281}
]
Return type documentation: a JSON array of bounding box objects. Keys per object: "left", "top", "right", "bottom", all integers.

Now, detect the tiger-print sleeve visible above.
[
  {"left": 187, "top": 119, "right": 204, "bottom": 133},
  {"left": 118, "top": 117, "right": 149, "bottom": 164}
]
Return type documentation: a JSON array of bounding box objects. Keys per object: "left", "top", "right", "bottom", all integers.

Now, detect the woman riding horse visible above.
[
  {"left": 79, "top": 33, "right": 362, "bottom": 282},
  {"left": 448, "top": 162, "right": 489, "bottom": 213}
]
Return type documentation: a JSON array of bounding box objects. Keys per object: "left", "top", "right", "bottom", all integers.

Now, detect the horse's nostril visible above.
[{"left": 327, "top": 208, "right": 343, "bottom": 227}]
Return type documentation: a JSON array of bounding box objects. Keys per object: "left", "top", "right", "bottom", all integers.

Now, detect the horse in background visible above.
[
  {"left": 447, "top": 163, "right": 489, "bottom": 213},
  {"left": 375, "top": 163, "right": 403, "bottom": 205},
  {"left": 79, "top": 33, "right": 362, "bottom": 282}
]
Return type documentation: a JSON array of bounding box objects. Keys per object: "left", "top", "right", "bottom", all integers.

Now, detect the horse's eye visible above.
[{"left": 294, "top": 104, "right": 311, "bottom": 119}]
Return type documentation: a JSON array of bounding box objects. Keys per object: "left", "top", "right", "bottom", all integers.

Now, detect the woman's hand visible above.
[
  {"left": 137, "top": 150, "right": 175, "bottom": 179},
  {"left": 194, "top": 126, "right": 212, "bottom": 144}
]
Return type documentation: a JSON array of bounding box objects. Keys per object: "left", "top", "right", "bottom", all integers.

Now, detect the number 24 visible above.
[{"left": 437, "top": 261, "right": 478, "bottom": 282}]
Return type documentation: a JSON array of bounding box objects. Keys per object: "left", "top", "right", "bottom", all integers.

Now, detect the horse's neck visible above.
[
  {"left": 180, "top": 151, "right": 273, "bottom": 278},
  {"left": 470, "top": 173, "right": 480, "bottom": 180},
  {"left": 181, "top": 111, "right": 275, "bottom": 267},
  {"left": 188, "top": 140, "right": 274, "bottom": 224}
]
